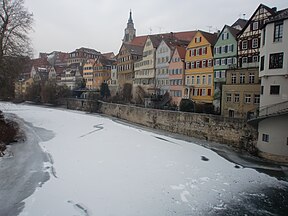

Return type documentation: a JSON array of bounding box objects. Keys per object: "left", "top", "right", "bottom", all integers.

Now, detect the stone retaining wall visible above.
[{"left": 66, "top": 99, "right": 258, "bottom": 152}]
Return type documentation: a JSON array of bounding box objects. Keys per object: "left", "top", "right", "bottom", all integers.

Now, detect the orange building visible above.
[
  {"left": 93, "top": 55, "right": 115, "bottom": 90},
  {"left": 184, "top": 31, "right": 218, "bottom": 104}
]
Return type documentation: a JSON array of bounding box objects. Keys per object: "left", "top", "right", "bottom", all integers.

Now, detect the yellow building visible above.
[
  {"left": 83, "top": 59, "right": 95, "bottom": 89},
  {"left": 184, "top": 31, "right": 217, "bottom": 104},
  {"left": 15, "top": 77, "right": 34, "bottom": 97}
]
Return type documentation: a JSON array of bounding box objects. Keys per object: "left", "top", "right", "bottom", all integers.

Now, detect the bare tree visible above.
[
  {"left": 0, "top": 0, "right": 33, "bottom": 99},
  {"left": 0, "top": 0, "right": 33, "bottom": 60}
]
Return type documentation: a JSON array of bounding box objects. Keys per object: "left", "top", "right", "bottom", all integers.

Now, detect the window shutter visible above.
[
  {"left": 219, "top": 47, "right": 222, "bottom": 54},
  {"left": 199, "top": 61, "right": 202, "bottom": 68},
  {"left": 200, "top": 37, "right": 202, "bottom": 42},
  {"left": 195, "top": 38, "right": 197, "bottom": 43},
  {"left": 194, "top": 49, "right": 196, "bottom": 56},
  {"left": 227, "top": 33, "right": 229, "bottom": 39},
  {"left": 206, "top": 60, "right": 208, "bottom": 67},
  {"left": 231, "top": 44, "right": 234, "bottom": 52},
  {"left": 200, "top": 89, "right": 202, "bottom": 96},
  {"left": 199, "top": 48, "right": 202, "bottom": 55}
]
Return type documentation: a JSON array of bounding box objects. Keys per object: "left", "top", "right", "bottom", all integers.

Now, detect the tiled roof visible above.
[
  {"left": 124, "top": 44, "right": 144, "bottom": 55},
  {"left": 231, "top": 18, "right": 248, "bottom": 29},
  {"left": 175, "top": 46, "right": 186, "bottom": 59},
  {"left": 130, "top": 36, "right": 148, "bottom": 46},
  {"left": 102, "top": 52, "right": 115, "bottom": 60},
  {"left": 199, "top": 31, "right": 218, "bottom": 46},
  {"left": 265, "top": 8, "right": 288, "bottom": 25}
]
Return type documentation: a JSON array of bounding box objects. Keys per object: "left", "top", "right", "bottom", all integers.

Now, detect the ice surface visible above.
[{"left": 0, "top": 102, "right": 288, "bottom": 216}]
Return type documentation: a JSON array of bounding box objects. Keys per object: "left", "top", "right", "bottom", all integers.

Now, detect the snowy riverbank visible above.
[{"left": 0, "top": 102, "right": 288, "bottom": 216}]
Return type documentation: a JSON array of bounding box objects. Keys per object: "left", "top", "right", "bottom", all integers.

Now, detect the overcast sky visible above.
[{"left": 24, "top": 0, "right": 287, "bottom": 57}]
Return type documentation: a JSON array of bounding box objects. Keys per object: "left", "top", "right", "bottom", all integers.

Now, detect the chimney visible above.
[{"left": 272, "top": 7, "right": 277, "bottom": 12}]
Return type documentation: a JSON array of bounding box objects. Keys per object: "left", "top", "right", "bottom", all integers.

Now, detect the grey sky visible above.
[{"left": 24, "top": 0, "right": 287, "bottom": 57}]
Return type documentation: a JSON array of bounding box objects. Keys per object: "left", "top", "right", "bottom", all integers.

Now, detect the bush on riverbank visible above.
[{"left": 0, "top": 110, "right": 19, "bottom": 155}]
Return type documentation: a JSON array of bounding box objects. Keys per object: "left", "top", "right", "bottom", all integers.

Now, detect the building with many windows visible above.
[
  {"left": 133, "top": 35, "right": 162, "bottom": 97},
  {"left": 237, "top": 4, "right": 276, "bottom": 69},
  {"left": 213, "top": 25, "right": 240, "bottom": 113},
  {"left": 222, "top": 68, "right": 260, "bottom": 118},
  {"left": 256, "top": 8, "right": 288, "bottom": 162},
  {"left": 184, "top": 31, "right": 217, "bottom": 104},
  {"left": 168, "top": 46, "right": 186, "bottom": 106}
]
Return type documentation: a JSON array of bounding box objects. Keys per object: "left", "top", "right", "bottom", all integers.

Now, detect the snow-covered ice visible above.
[{"left": 0, "top": 102, "right": 287, "bottom": 216}]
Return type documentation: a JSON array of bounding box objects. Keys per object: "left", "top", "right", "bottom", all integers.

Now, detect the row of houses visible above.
[{"left": 15, "top": 4, "right": 288, "bottom": 161}]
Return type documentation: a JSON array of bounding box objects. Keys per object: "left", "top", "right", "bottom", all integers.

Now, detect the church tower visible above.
[{"left": 123, "top": 10, "right": 136, "bottom": 43}]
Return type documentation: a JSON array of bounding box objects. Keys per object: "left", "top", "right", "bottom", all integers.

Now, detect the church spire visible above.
[
  {"left": 123, "top": 10, "right": 136, "bottom": 43},
  {"left": 128, "top": 9, "right": 133, "bottom": 23}
]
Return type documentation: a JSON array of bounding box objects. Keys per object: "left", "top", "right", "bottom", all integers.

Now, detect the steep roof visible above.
[
  {"left": 199, "top": 31, "right": 218, "bottom": 46},
  {"left": 124, "top": 43, "right": 144, "bottom": 55},
  {"left": 173, "top": 31, "right": 197, "bottom": 42},
  {"left": 130, "top": 36, "right": 148, "bottom": 46},
  {"left": 237, "top": 4, "right": 276, "bottom": 36},
  {"left": 175, "top": 46, "right": 186, "bottom": 59},
  {"left": 148, "top": 35, "right": 163, "bottom": 48},
  {"left": 231, "top": 18, "right": 248, "bottom": 29},
  {"left": 264, "top": 8, "right": 288, "bottom": 26}
]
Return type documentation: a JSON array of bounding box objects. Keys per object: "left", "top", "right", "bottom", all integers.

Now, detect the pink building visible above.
[{"left": 169, "top": 46, "right": 186, "bottom": 106}]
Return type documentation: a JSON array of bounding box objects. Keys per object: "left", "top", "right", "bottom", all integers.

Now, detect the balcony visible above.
[{"left": 248, "top": 100, "right": 288, "bottom": 124}]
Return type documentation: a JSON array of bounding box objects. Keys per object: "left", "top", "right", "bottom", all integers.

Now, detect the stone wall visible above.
[
  {"left": 98, "top": 101, "right": 258, "bottom": 151},
  {"left": 66, "top": 99, "right": 258, "bottom": 152}
]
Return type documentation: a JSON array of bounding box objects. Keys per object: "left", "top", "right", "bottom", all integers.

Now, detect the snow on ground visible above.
[{"left": 0, "top": 102, "right": 288, "bottom": 216}]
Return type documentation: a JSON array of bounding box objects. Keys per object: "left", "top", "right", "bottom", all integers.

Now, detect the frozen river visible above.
[{"left": 0, "top": 102, "right": 288, "bottom": 216}]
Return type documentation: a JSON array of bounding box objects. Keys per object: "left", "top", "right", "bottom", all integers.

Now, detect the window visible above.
[
  {"left": 208, "top": 59, "right": 213, "bottom": 67},
  {"left": 253, "top": 21, "right": 258, "bottom": 30},
  {"left": 231, "top": 74, "right": 237, "bottom": 84},
  {"left": 252, "top": 38, "right": 258, "bottom": 48},
  {"left": 254, "top": 94, "right": 260, "bottom": 104},
  {"left": 228, "top": 44, "right": 234, "bottom": 52},
  {"left": 202, "top": 75, "right": 206, "bottom": 84},
  {"left": 245, "top": 94, "right": 251, "bottom": 103},
  {"left": 191, "top": 76, "right": 195, "bottom": 84},
  {"left": 202, "top": 60, "right": 206, "bottom": 68},
  {"left": 226, "top": 93, "right": 232, "bottom": 102},
  {"left": 234, "top": 93, "right": 240, "bottom": 103},
  {"left": 262, "top": 134, "right": 269, "bottom": 142},
  {"left": 215, "top": 59, "right": 220, "bottom": 66},
  {"left": 269, "top": 53, "right": 284, "bottom": 69},
  {"left": 253, "top": 56, "right": 258, "bottom": 62},
  {"left": 215, "top": 71, "right": 220, "bottom": 78},
  {"left": 261, "top": 86, "right": 264, "bottom": 95},
  {"left": 193, "top": 88, "right": 198, "bottom": 96},
  {"left": 274, "top": 21, "right": 283, "bottom": 42},
  {"left": 202, "top": 89, "right": 206, "bottom": 96},
  {"left": 242, "top": 57, "right": 248, "bottom": 64},
  {"left": 260, "top": 56, "right": 265, "bottom": 71},
  {"left": 202, "top": 47, "right": 207, "bottom": 55},
  {"left": 195, "top": 37, "right": 201, "bottom": 43},
  {"left": 270, "top": 85, "right": 280, "bottom": 95},
  {"left": 249, "top": 73, "right": 255, "bottom": 84},
  {"left": 227, "top": 58, "right": 233, "bottom": 65},
  {"left": 185, "top": 76, "right": 190, "bottom": 85},
  {"left": 196, "top": 61, "right": 200, "bottom": 68},
  {"left": 208, "top": 75, "right": 212, "bottom": 85},
  {"left": 262, "top": 28, "right": 266, "bottom": 46},
  {"left": 240, "top": 73, "right": 245, "bottom": 84},
  {"left": 242, "top": 40, "right": 248, "bottom": 49},
  {"left": 196, "top": 76, "right": 200, "bottom": 84},
  {"left": 221, "top": 58, "right": 227, "bottom": 65}
]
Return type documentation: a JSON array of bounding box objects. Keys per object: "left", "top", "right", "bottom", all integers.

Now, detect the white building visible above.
[{"left": 257, "top": 8, "right": 288, "bottom": 162}]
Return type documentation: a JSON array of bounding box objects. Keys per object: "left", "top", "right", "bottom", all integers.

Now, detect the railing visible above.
[{"left": 259, "top": 100, "right": 288, "bottom": 117}]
